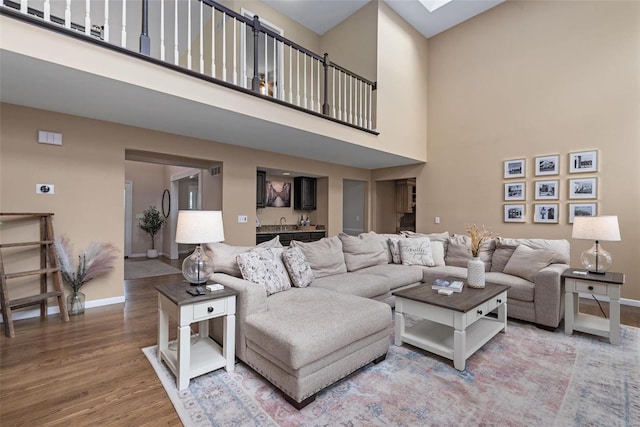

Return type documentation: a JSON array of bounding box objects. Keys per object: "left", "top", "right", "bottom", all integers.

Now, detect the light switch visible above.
[
  {"left": 238, "top": 215, "right": 248, "bottom": 223},
  {"left": 435, "top": 216, "right": 440, "bottom": 224}
]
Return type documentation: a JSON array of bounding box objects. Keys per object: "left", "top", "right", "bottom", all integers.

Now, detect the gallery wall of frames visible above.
[{"left": 503, "top": 150, "right": 598, "bottom": 224}]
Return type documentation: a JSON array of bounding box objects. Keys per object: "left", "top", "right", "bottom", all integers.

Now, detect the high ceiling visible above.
[{"left": 262, "top": 0, "right": 505, "bottom": 38}]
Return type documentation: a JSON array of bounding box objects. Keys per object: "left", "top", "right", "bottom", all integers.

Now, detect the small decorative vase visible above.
[
  {"left": 67, "top": 291, "right": 85, "bottom": 316},
  {"left": 467, "top": 257, "right": 486, "bottom": 289}
]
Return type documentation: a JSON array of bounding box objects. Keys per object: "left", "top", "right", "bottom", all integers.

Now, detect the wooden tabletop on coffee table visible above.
[{"left": 392, "top": 281, "right": 510, "bottom": 313}]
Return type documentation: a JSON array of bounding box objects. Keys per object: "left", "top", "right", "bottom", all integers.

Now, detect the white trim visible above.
[
  {"left": 0, "top": 296, "right": 125, "bottom": 323},
  {"left": 579, "top": 293, "right": 640, "bottom": 308},
  {"left": 124, "top": 180, "right": 133, "bottom": 258}
]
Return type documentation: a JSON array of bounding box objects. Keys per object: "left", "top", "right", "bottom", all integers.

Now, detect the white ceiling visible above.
[{"left": 263, "top": 0, "right": 505, "bottom": 38}]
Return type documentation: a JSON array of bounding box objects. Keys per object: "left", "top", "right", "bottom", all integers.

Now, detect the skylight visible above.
[{"left": 418, "top": 0, "right": 453, "bottom": 13}]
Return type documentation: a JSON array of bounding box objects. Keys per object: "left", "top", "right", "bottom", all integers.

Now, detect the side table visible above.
[
  {"left": 156, "top": 282, "right": 238, "bottom": 390},
  {"left": 563, "top": 269, "right": 625, "bottom": 345}
]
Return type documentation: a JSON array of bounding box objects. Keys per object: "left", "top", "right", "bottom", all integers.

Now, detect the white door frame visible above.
[
  {"left": 169, "top": 169, "right": 202, "bottom": 259},
  {"left": 124, "top": 180, "right": 133, "bottom": 258}
]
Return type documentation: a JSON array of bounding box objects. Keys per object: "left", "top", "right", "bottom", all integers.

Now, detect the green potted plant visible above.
[{"left": 139, "top": 206, "right": 164, "bottom": 258}]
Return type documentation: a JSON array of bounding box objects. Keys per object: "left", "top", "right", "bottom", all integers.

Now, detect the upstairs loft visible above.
[{"left": 0, "top": 0, "right": 426, "bottom": 169}]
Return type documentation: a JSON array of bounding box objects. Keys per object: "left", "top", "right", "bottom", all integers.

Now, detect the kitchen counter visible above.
[
  {"left": 256, "top": 225, "right": 326, "bottom": 235},
  {"left": 256, "top": 226, "right": 326, "bottom": 245}
]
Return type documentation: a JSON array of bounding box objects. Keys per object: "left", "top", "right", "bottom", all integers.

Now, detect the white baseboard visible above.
[
  {"left": 579, "top": 293, "right": 640, "bottom": 308},
  {"left": 0, "top": 295, "right": 125, "bottom": 323}
]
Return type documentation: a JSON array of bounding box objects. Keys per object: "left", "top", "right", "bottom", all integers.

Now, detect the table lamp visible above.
[
  {"left": 175, "top": 210, "right": 225, "bottom": 285},
  {"left": 571, "top": 215, "right": 621, "bottom": 274}
]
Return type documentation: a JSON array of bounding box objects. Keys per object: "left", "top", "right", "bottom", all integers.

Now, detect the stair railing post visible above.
[
  {"left": 251, "top": 15, "right": 261, "bottom": 93},
  {"left": 139, "top": 0, "right": 150, "bottom": 55},
  {"left": 322, "top": 53, "right": 330, "bottom": 115}
]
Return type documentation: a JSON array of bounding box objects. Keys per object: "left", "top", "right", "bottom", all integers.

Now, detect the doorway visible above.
[
  {"left": 171, "top": 169, "right": 203, "bottom": 259},
  {"left": 343, "top": 179, "right": 365, "bottom": 236},
  {"left": 241, "top": 9, "right": 284, "bottom": 99}
]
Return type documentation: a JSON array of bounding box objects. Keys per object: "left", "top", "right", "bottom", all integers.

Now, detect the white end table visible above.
[
  {"left": 156, "top": 282, "right": 237, "bottom": 390},
  {"left": 563, "top": 269, "right": 625, "bottom": 345}
]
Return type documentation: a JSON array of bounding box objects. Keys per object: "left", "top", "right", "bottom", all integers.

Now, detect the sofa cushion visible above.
[
  {"left": 339, "top": 233, "right": 388, "bottom": 272},
  {"left": 503, "top": 245, "right": 555, "bottom": 282},
  {"left": 208, "top": 236, "right": 282, "bottom": 277},
  {"left": 485, "top": 272, "right": 535, "bottom": 302},
  {"left": 311, "top": 272, "right": 389, "bottom": 299},
  {"left": 497, "top": 238, "right": 570, "bottom": 264},
  {"left": 445, "top": 235, "right": 495, "bottom": 270},
  {"left": 282, "top": 246, "right": 314, "bottom": 288},
  {"left": 236, "top": 248, "right": 291, "bottom": 296},
  {"left": 356, "top": 264, "right": 424, "bottom": 290},
  {"left": 359, "top": 231, "right": 403, "bottom": 263},
  {"left": 490, "top": 243, "right": 518, "bottom": 273},
  {"left": 431, "top": 241, "right": 446, "bottom": 267},
  {"left": 245, "top": 287, "right": 391, "bottom": 370},
  {"left": 399, "top": 237, "right": 434, "bottom": 266},
  {"left": 291, "top": 236, "right": 347, "bottom": 278},
  {"left": 422, "top": 265, "right": 468, "bottom": 283}
]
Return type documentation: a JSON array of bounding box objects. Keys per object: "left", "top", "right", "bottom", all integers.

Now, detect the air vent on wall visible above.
[{"left": 210, "top": 166, "right": 221, "bottom": 176}]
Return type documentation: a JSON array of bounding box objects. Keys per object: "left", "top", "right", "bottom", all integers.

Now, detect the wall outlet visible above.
[
  {"left": 36, "top": 184, "right": 54, "bottom": 194},
  {"left": 238, "top": 215, "right": 248, "bottom": 223}
]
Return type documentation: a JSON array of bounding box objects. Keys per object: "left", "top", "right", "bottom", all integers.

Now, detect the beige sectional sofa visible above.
[{"left": 207, "top": 231, "right": 569, "bottom": 408}]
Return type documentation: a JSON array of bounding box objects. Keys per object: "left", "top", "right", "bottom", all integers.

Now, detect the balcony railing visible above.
[{"left": 1, "top": 0, "right": 377, "bottom": 133}]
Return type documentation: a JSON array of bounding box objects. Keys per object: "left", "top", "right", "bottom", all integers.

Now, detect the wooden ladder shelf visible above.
[{"left": 0, "top": 213, "right": 70, "bottom": 337}]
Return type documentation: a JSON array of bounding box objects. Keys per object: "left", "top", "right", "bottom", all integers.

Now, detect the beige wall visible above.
[
  {"left": 0, "top": 103, "right": 370, "bottom": 308},
  {"left": 424, "top": 0, "right": 640, "bottom": 300},
  {"left": 375, "top": 1, "right": 428, "bottom": 161}
]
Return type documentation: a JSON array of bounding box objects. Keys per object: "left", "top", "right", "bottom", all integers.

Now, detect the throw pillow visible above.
[
  {"left": 388, "top": 238, "right": 402, "bottom": 264},
  {"left": 490, "top": 242, "right": 519, "bottom": 273},
  {"left": 207, "top": 236, "right": 282, "bottom": 277},
  {"left": 444, "top": 235, "right": 472, "bottom": 268},
  {"left": 399, "top": 237, "right": 434, "bottom": 266},
  {"left": 498, "top": 238, "right": 570, "bottom": 264},
  {"left": 236, "top": 247, "right": 291, "bottom": 295},
  {"left": 503, "top": 245, "right": 555, "bottom": 282},
  {"left": 405, "top": 231, "right": 450, "bottom": 255},
  {"left": 291, "top": 236, "right": 347, "bottom": 278},
  {"left": 339, "top": 232, "right": 388, "bottom": 271},
  {"left": 282, "top": 246, "right": 314, "bottom": 288}
]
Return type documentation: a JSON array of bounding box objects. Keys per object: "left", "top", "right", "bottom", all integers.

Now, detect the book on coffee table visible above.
[{"left": 431, "top": 279, "right": 464, "bottom": 293}]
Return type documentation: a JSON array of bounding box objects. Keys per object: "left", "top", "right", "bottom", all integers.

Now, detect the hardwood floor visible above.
[{"left": 1, "top": 259, "right": 638, "bottom": 425}]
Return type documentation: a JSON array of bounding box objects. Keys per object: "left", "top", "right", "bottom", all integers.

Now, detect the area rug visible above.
[
  {"left": 142, "top": 319, "right": 640, "bottom": 426},
  {"left": 124, "top": 259, "right": 181, "bottom": 279}
]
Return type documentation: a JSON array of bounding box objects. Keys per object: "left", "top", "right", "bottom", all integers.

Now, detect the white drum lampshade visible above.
[
  {"left": 571, "top": 216, "right": 621, "bottom": 274},
  {"left": 176, "top": 210, "right": 225, "bottom": 284}
]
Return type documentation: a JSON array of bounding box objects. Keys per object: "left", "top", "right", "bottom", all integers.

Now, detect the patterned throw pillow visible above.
[
  {"left": 399, "top": 237, "right": 434, "bottom": 266},
  {"left": 282, "top": 247, "right": 314, "bottom": 288},
  {"left": 388, "top": 238, "right": 402, "bottom": 264},
  {"left": 236, "top": 248, "right": 291, "bottom": 295}
]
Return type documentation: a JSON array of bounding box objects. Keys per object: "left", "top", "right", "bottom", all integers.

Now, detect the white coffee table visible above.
[{"left": 393, "top": 282, "right": 509, "bottom": 371}]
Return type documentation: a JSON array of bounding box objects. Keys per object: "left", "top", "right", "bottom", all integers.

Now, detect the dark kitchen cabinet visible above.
[
  {"left": 294, "top": 177, "right": 317, "bottom": 211},
  {"left": 256, "top": 170, "right": 266, "bottom": 208}
]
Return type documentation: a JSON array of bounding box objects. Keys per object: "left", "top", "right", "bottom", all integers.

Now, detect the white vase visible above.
[{"left": 467, "top": 257, "right": 485, "bottom": 288}]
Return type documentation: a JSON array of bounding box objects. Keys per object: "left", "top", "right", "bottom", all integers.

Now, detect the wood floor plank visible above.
[{"left": 1, "top": 260, "right": 637, "bottom": 425}]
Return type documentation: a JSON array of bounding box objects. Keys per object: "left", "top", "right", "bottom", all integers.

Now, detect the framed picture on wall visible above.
[
  {"left": 569, "top": 177, "right": 597, "bottom": 199},
  {"left": 534, "top": 180, "right": 559, "bottom": 200},
  {"left": 504, "top": 159, "right": 525, "bottom": 179},
  {"left": 504, "top": 204, "right": 525, "bottom": 223},
  {"left": 265, "top": 181, "right": 291, "bottom": 207},
  {"left": 568, "top": 203, "right": 597, "bottom": 223},
  {"left": 534, "top": 203, "right": 559, "bottom": 223},
  {"left": 569, "top": 150, "right": 598, "bottom": 173},
  {"left": 504, "top": 182, "right": 526, "bottom": 201},
  {"left": 535, "top": 155, "right": 559, "bottom": 176}
]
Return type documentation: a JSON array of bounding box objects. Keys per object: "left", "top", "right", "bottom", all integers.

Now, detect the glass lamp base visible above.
[
  {"left": 580, "top": 242, "right": 612, "bottom": 274},
  {"left": 181, "top": 245, "right": 213, "bottom": 285}
]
